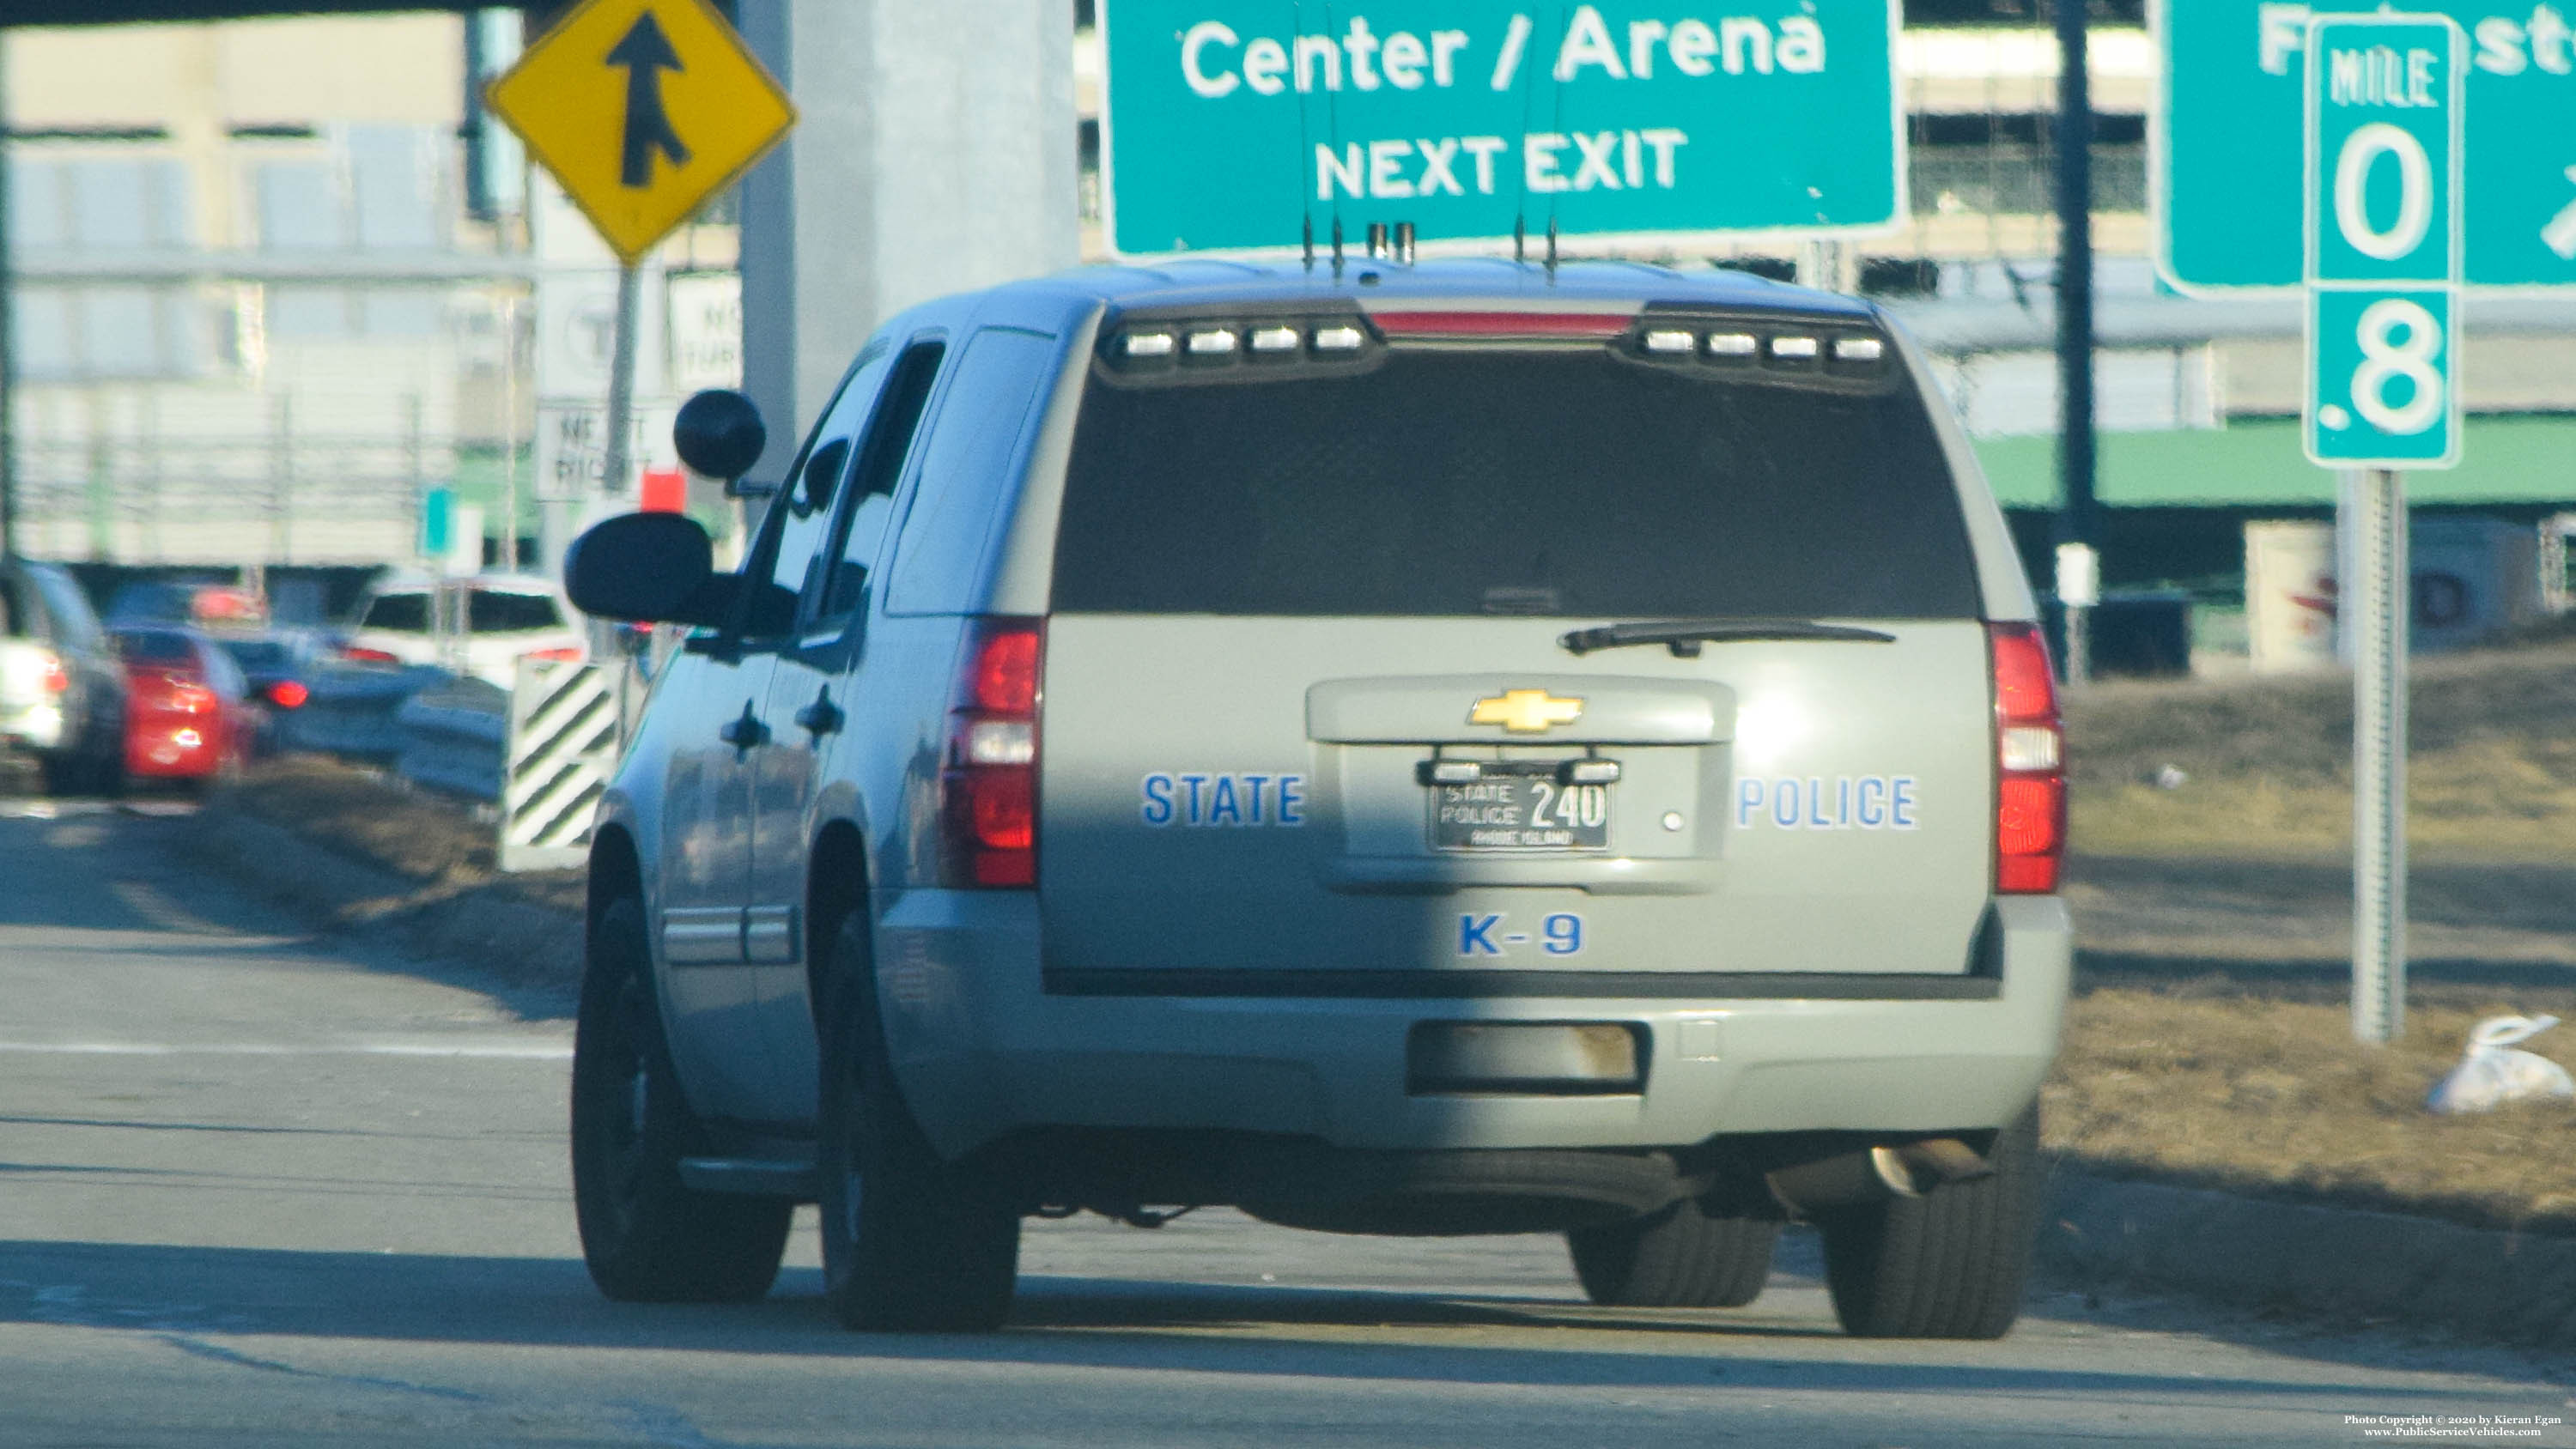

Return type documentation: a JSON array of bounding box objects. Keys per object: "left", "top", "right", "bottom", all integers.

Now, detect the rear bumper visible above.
[{"left": 876, "top": 892, "right": 2071, "bottom": 1160}]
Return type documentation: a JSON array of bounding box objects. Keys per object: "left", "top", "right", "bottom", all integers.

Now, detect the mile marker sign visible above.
[
  {"left": 1097, "top": 0, "right": 1904, "bottom": 257},
  {"left": 2304, "top": 14, "right": 2464, "bottom": 469},
  {"left": 485, "top": 0, "right": 794, "bottom": 264}
]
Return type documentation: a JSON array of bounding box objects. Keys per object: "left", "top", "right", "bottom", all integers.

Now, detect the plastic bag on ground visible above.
[{"left": 2425, "top": 1015, "right": 2576, "bottom": 1114}]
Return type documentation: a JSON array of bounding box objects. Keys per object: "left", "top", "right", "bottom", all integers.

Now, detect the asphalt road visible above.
[{"left": 3, "top": 798, "right": 2572, "bottom": 1448}]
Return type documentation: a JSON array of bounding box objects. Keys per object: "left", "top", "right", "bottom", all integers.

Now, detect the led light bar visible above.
[
  {"left": 1769, "top": 336, "right": 1820, "bottom": 360},
  {"left": 1249, "top": 325, "right": 1302, "bottom": 353},
  {"left": 1704, "top": 332, "right": 1759, "bottom": 357},
  {"left": 1186, "top": 329, "right": 1238, "bottom": 356},
  {"left": 1642, "top": 329, "right": 1697, "bottom": 355},
  {"left": 1121, "top": 331, "right": 1176, "bottom": 359},
  {"left": 1833, "top": 336, "right": 1887, "bottom": 363}
]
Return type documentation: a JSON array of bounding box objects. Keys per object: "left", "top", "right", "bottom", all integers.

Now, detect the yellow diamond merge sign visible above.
[{"left": 485, "top": 0, "right": 793, "bottom": 264}]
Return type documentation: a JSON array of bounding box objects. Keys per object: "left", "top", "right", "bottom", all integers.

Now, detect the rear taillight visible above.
[
  {"left": 167, "top": 678, "right": 218, "bottom": 714},
  {"left": 39, "top": 652, "right": 68, "bottom": 694},
  {"left": 524, "top": 646, "right": 585, "bottom": 663},
  {"left": 266, "top": 680, "right": 310, "bottom": 709},
  {"left": 342, "top": 646, "right": 398, "bottom": 665},
  {"left": 1990, "top": 622, "right": 2065, "bottom": 894},
  {"left": 940, "top": 619, "right": 1042, "bottom": 888}
]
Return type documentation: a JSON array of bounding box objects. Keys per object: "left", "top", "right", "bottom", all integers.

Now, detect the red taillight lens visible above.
[
  {"left": 970, "top": 629, "right": 1040, "bottom": 713},
  {"left": 1990, "top": 621, "right": 2065, "bottom": 894},
  {"left": 168, "top": 680, "right": 218, "bottom": 714},
  {"left": 524, "top": 646, "right": 584, "bottom": 663},
  {"left": 941, "top": 619, "right": 1043, "bottom": 889},
  {"left": 342, "top": 646, "right": 398, "bottom": 665},
  {"left": 39, "top": 653, "right": 69, "bottom": 694},
  {"left": 266, "top": 680, "right": 310, "bottom": 709}
]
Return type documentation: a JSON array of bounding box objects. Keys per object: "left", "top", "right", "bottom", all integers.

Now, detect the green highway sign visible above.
[
  {"left": 1097, "top": 1, "right": 1903, "bottom": 256},
  {"left": 2159, "top": 0, "right": 2576, "bottom": 292},
  {"left": 2303, "top": 13, "right": 2464, "bottom": 469}
]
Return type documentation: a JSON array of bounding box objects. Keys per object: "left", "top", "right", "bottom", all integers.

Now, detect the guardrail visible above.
[
  {"left": 283, "top": 652, "right": 642, "bottom": 871},
  {"left": 394, "top": 677, "right": 508, "bottom": 803},
  {"left": 283, "top": 666, "right": 449, "bottom": 762}
]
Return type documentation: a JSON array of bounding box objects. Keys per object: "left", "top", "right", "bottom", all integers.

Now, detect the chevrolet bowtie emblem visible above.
[{"left": 1469, "top": 688, "right": 1586, "bottom": 734}]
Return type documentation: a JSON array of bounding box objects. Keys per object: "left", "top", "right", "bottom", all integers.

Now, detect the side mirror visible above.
[
  {"left": 563, "top": 512, "right": 734, "bottom": 627},
  {"left": 673, "top": 389, "right": 767, "bottom": 484}
]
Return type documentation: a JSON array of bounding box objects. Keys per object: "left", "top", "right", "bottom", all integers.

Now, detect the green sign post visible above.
[
  {"left": 1097, "top": 1, "right": 1903, "bottom": 256},
  {"left": 2159, "top": 0, "right": 2576, "bottom": 291}
]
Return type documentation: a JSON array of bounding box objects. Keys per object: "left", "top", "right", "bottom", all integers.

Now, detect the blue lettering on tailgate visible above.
[
  {"left": 1736, "top": 775, "right": 1919, "bottom": 830},
  {"left": 1140, "top": 771, "right": 1306, "bottom": 827}
]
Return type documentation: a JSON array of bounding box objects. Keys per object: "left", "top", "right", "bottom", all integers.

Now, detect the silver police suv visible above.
[{"left": 562, "top": 259, "right": 2069, "bottom": 1339}]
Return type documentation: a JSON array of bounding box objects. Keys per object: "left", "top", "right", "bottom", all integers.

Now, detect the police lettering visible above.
[{"left": 1735, "top": 775, "right": 1918, "bottom": 830}]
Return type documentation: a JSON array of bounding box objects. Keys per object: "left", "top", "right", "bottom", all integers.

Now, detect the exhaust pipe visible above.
[{"left": 1765, "top": 1137, "right": 1993, "bottom": 1216}]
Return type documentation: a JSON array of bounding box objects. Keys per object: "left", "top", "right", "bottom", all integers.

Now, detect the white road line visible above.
[{"left": 0, "top": 1040, "right": 571, "bottom": 1059}]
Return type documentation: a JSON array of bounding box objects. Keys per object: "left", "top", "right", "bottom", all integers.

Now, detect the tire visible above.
[
  {"left": 1819, "top": 1106, "right": 2044, "bottom": 1340},
  {"left": 37, "top": 751, "right": 82, "bottom": 797},
  {"left": 816, "top": 911, "right": 1019, "bottom": 1332},
  {"left": 570, "top": 897, "right": 792, "bottom": 1302},
  {"left": 1569, "top": 1184, "right": 1779, "bottom": 1308}
]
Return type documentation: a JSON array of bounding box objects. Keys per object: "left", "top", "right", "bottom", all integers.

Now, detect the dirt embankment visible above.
[{"left": 2054, "top": 637, "right": 2576, "bottom": 1240}]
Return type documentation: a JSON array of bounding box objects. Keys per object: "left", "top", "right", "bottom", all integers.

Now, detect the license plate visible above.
[{"left": 1431, "top": 767, "right": 1611, "bottom": 852}]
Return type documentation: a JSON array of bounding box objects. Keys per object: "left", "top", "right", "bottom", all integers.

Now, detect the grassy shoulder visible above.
[
  {"left": 217, "top": 755, "right": 584, "bottom": 917},
  {"left": 2054, "top": 636, "right": 2576, "bottom": 1238}
]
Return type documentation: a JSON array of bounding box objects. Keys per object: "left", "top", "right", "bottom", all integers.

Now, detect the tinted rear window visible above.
[
  {"left": 1054, "top": 348, "right": 1981, "bottom": 618},
  {"left": 218, "top": 640, "right": 293, "bottom": 671},
  {"left": 360, "top": 592, "right": 430, "bottom": 633},
  {"left": 115, "top": 630, "right": 197, "bottom": 665},
  {"left": 469, "top": 590, "right": 563, "bottom": 634}
]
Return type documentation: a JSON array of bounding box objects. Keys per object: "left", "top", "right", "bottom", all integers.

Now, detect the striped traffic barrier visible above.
[{"left": 499, "top": 659, "right": 626, "bottom": 873}]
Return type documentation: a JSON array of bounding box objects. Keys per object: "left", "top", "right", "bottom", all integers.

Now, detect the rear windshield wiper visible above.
[{"left": 1558, "top": 618, "right": 1899, "bottom": 658}]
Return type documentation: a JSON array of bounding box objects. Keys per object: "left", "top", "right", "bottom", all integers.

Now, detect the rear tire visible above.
[
  {"left": 570, "top": 897, "right": 792, "bottom": 1302},
  {"left": 39, "top": 744, "right": 118, "bottom": 798},
  {"left": 1569, "top": 1185, "right": 1779, "bottom": 1308},
  {"left": 816, "top": 912, "right": 1019, "bottom": 1332},
  {"left": 1819, "top": 1106, "right": 2043, "bottom": 1339}
]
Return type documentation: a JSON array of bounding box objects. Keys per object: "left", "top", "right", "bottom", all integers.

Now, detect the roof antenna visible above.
[
  {"left": 1303, "top": 215, "right": 1315, "bottom": 273},
  {"left": 1514, "top": 215, "right": 1527, "bottom": 264},
  {"left": 1331, "top": 217, "right": 1345, "bottom": 277},
  {"left": 1545, "top": 217, "right": 1559, "bottom": 277}
]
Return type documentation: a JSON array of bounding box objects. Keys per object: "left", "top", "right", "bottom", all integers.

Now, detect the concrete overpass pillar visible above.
[{"left": 736, "top": 0, "right": 1078, "bottom": 482}]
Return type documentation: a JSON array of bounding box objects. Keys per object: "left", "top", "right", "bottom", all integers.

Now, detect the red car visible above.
[{"left": 111, "top": 627, "right": 252, "bottom": 786}]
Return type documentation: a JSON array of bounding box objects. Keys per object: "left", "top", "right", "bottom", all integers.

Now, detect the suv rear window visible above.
[
  {"left": 1053, "top": 347, "right": 1981, "bottom": 619},
  {"left": 468, "top": 590, "right": 563, "bottom": 634},
  {"left": 359, "top": 592, "right": 430, "bottom": 633}
]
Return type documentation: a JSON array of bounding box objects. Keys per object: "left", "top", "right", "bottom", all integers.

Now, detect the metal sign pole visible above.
[
  {"left": 600, "top": 261, "right": 641, "bottom": 505},
  {"left": 501, "top": 293, "right": 522, "bottom": 573},
  {"left": 2351, "top": 465, "right": 2409, "bottom": 1044},
  {"left": 0, "top": 33, "right": 17, "bottom": 561}
]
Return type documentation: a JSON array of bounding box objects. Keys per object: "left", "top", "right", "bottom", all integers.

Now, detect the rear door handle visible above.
[
  {"left": 719, "top": 700, "right": 769, "bottom": 749},
  {"left": 793, "top": 686, "right": 843, "bottom": 740}
]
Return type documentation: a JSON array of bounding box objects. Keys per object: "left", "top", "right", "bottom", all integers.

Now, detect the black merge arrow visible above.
[{"left": 607, "top": 11, "right": 690, "bottom": 187}]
